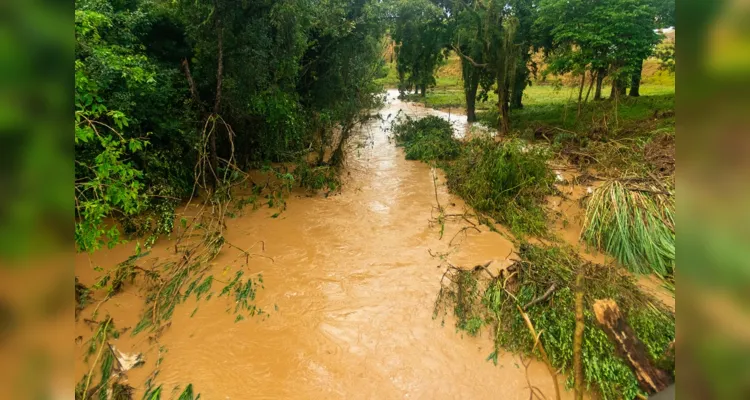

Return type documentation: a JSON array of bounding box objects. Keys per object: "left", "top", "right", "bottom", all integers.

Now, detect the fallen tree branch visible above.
[
  {"left": 449, "top": 225, "right": 481, "bottom": 246},
  {"left": 521, "top": 355, "right": 548, "bottom": 400},
  {"left": 523, "top": 284, "right": 557, "bottom": 310},
  {"left": 517, "top": 305, "right": 561, "bottom": 400},
  {"left": 472, "top": 260, "right": 495, "bottom": 279}
]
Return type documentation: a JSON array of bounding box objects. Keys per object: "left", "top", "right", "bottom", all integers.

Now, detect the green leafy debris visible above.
[{"left": 434, "top": 243, "right": 675, "bottom": 400}]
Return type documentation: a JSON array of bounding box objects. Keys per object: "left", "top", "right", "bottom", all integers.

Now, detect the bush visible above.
[
  {"left": 445, "top": 138, "right": 554, "bottom": 237},
  {"left": 294, "top": 162, "right": 340, "bottom": 193},
  {"left": 392, "top": 116, "right": 460, "bottom": 161}
]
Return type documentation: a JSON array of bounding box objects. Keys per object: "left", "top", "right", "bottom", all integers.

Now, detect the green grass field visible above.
[{"left": 382, "top": 53, "right": 676, "bottom": 136}]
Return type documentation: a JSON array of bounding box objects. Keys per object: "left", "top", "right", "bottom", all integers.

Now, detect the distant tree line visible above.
[{"left": 390, "top": 0, "right": 675, "bottom": 131}]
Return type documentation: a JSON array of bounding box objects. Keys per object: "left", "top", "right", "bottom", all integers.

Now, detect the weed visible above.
[
  {"left": 581, "top": 180, "right": 675, "bottom": 275},
  {"left": 219, "top": 270, "right": 265, "bottom": 319},
  {"left": 392, "top": 115, "right": 553, "bottom": 237},
  {"left": 141, "top": 382, "right": 200, "bottom": 400}
]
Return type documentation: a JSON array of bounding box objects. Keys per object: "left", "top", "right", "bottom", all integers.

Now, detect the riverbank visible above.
[{"left": 75, "top": 90, "right": 577, "bottom": 399}]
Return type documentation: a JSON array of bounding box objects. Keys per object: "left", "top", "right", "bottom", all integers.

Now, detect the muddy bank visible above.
[{"left": 75, "top": 90, "right": 572, "bottom": 399}]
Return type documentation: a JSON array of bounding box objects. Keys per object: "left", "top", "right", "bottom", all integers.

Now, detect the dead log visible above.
[{"left": 593, "top": 299, "right": 673, "bottom": 394}]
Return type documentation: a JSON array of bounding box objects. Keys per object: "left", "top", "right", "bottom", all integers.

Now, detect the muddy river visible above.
[{"left": 76, "top": 90, "right": 592, "bottom": 399}]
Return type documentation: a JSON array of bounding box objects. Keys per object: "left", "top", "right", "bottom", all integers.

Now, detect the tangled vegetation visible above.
[
  {"left": 392, "top": 116, "right": 554, "bottom": 236},
  {"left": 75, "top": 0, "right": 388, "bottom": 393},
  {"left": 75, "top": 188, "right": 265, "bottom": 398},
  {"left": 392, "top": 116, "right": 460, "bottom": 161},
  {"left": 75, "top": 316, "right": 201, "bottom": 400},
  {"left": 434, "top": 243, "right": 675, "bottom": 400},
  {"left": 581, "top": 180, "right": 675, "bottom": 275},
  {"left": 75, "top": 0, "right": 387, "bottom": 252},
  {"left": 445, "top": 138, "right": 554, "bottom": 237}
]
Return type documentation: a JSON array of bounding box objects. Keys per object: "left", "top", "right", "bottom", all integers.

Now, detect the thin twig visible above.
[
  {"left": 82, "top": 317, "right": 112, "bottom": 398},
  {"left": 449, "top": 225, "right": 481, "bottom": 246},
  {"left": 473, "top": 260, "right": 496, "bottom": 280}
]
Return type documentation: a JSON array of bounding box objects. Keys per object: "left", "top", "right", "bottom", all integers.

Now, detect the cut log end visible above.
[{"left": 593, "top": 299, "right": 673, "bottom": 394}]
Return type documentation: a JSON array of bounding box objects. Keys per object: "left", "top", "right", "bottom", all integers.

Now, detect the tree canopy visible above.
[
  {"left": 388, "top": 0, "right": 672, "bottom": 128},
  {"left": 391, "top": 0, "right": 449, "bottom": 96},
  {"left": 74, "top": 0, "right": 387, "bottom": 251}
]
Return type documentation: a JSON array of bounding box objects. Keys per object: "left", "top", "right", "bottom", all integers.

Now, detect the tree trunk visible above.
[
  {"left": 594, "top": 68, "right": 606, "bottom": 100},
  {"left": 576, "top": 72, "right": 586, "bottom": 118},
  {"left": 583, "top": 71, "right": 595, "bottom": 103},
  {"left": 629, "top": 59, "right": 643, "bottom": 97},
  {"left": 397, "top": 70, "right": 406, "bottom": 97},
  {"left": 209, "top": 24, "right": 224, "bottom": 189},
  {"left": 610, "top": 75, "right": 627, "bottom": 99},
  {"left": 497, "top": 77, "right": 510, "bottom": 135},
  {"left": 462, "top": 58, "right": 480, "bottom": 122},
  {"left": 181, "top": 59, "right": 201, "bottom": 108},
  {"left": 420, "top": 84, "right": 426, "bottom": 97},
  {"left": 466, "top": 86, "right": 477, "bottom": 123},
  {"left": 593, "top": 299, "right": 673, "bottom": 394},
  {"left": 510, "top": 62, "right": 527, "bottom": 110}
]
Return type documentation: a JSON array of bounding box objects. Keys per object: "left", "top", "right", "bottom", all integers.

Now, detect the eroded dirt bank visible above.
[{"left": 75, "top": 91, "right": 577, "bottom": 399}]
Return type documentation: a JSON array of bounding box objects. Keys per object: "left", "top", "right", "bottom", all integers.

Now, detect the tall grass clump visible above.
[
  {"left": 581, "top": 180, "right": 675, "bottom": 275},
  {"left": 434, "top": 243, "right": 675, "bottom": 400},
  {"left": 445, "top": 138, "right": 554, "bottom": 236},
  {"left": 392, "top": 116, "right": 460, "bottom": 161}
]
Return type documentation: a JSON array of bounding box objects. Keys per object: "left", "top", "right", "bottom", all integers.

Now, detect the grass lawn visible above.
[{"left": 378, "top": 52, "right": 675, "bottom": 137}]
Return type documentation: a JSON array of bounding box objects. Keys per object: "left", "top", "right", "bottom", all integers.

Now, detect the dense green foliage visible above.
[
  {"left": 446, "top": 138, "right": 554, "bottom": 237},
  {"left": 389, "top": 0, "right": 673, "bottom": 127},
  {"left": 392, "top": 116, "right": 460, "bottom": 161},
  {"left": 435, "top": 243, "right": 675, "bottom": 400},
  {"left": 74, "top": 0, "right": 387, "bottom": 252},
  {"left": 392, "top": 116, "right": 553, "bottom": 236},
  {"left": 391, "top": 0, "right": 449, "bottom": 96},
  {"left": 536, "top": 0, "right": 662, "bottom": 97}
]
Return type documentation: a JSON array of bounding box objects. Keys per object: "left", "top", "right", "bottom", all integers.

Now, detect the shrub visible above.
[
  {"left": 445, "top": 138, "right": 554, "bottom": 237},
  {"left": 392, "top": 115, "right": 460, "bottom": 161}
]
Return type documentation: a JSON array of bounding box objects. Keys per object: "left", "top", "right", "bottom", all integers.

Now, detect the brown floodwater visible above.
[{"left": 75, "top": 90, "right": 580, "bottom": 399}]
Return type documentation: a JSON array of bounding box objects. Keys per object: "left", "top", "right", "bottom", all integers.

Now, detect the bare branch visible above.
[
  {"left": 451, "top": 44, "right": 488, "bottom": 68},
  {"left": 523, "top": 284, "right": 557, "bottom": 310},
  {"left": 181, "top": 58, "right": 203, "bottom": 110}
]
